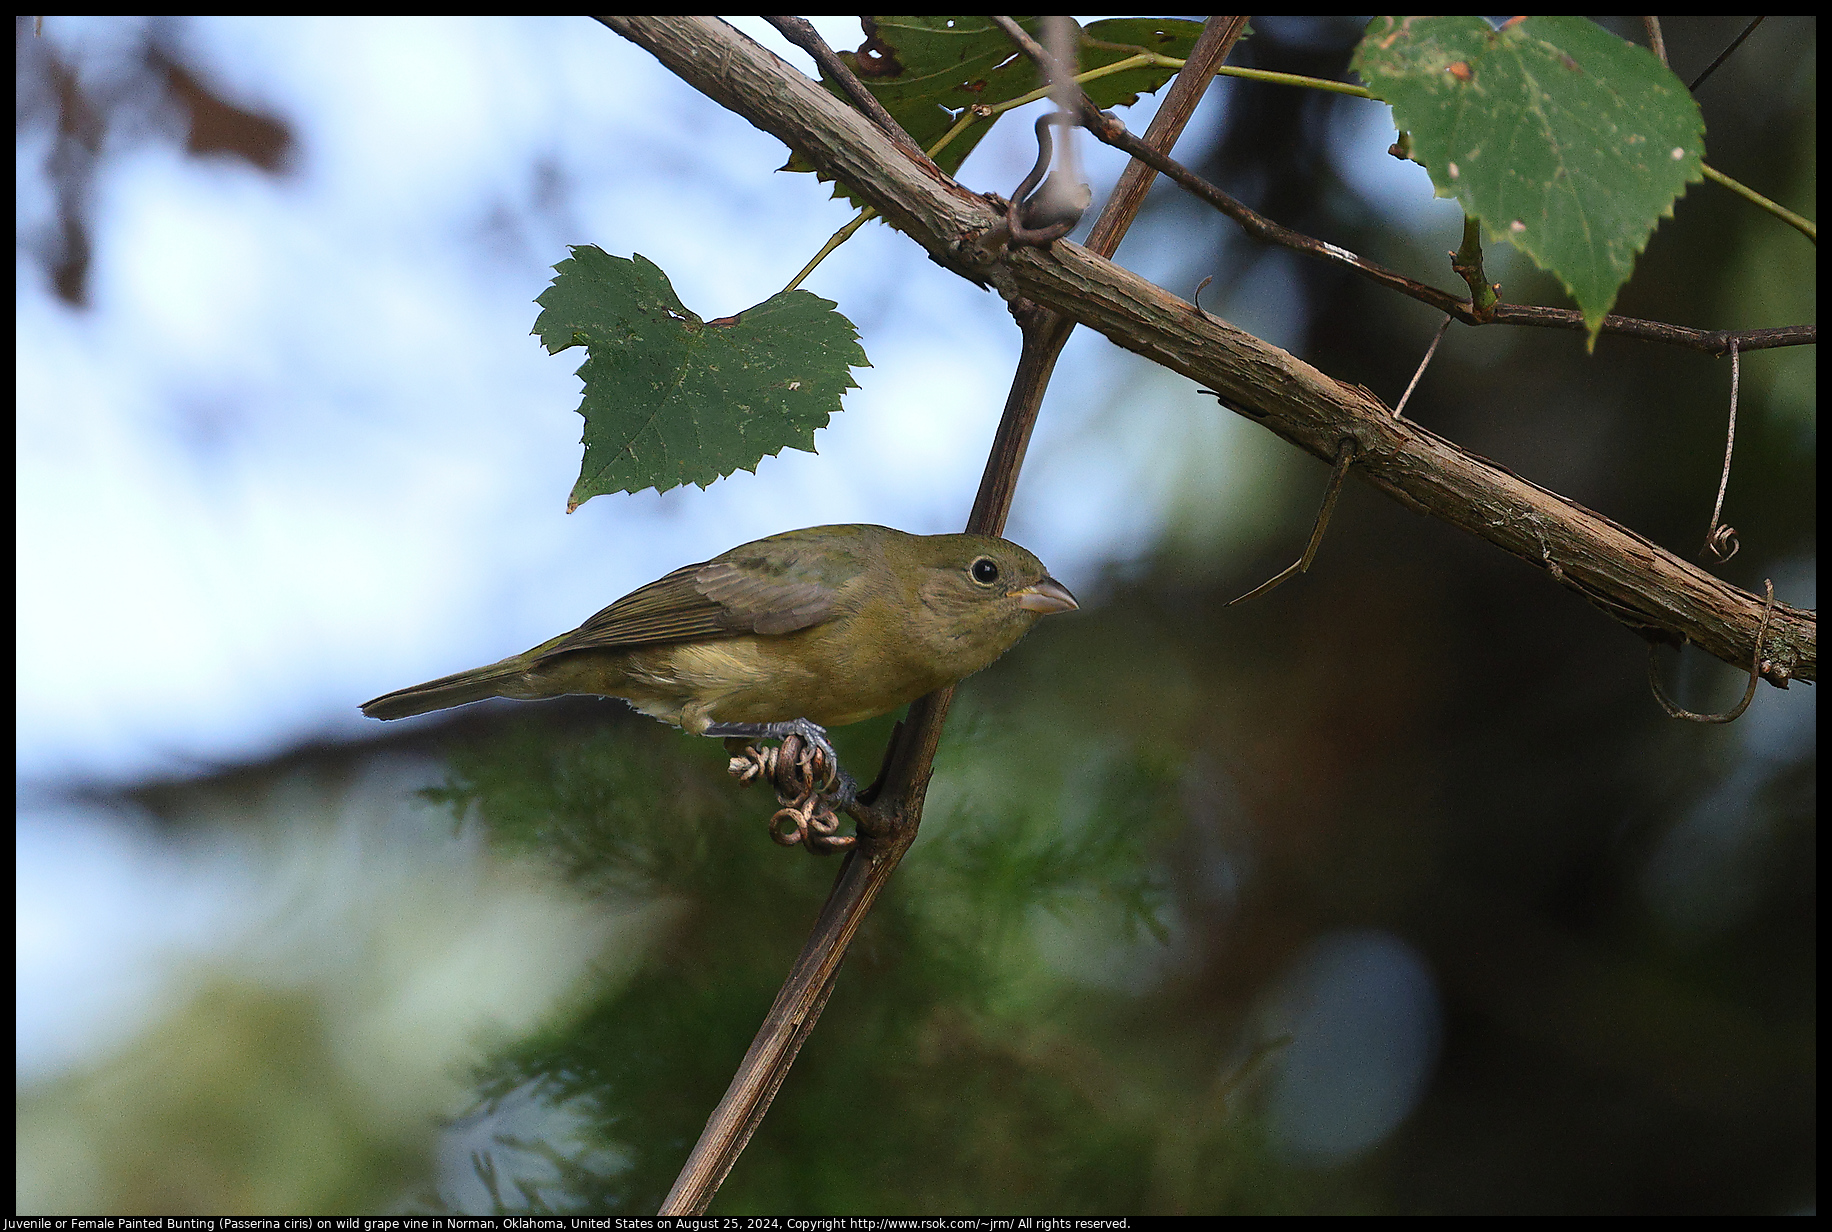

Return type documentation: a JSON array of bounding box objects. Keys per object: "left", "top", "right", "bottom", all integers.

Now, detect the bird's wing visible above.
[
  {"left": 692, "top": 559, "right": 838, "bottom": 634},
  {"left": 535, "top": 557, "right": 842, "bottom": 657}
]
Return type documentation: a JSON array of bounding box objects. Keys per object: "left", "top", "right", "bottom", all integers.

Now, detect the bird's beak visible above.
[{"left": 1014, "top": 575, "right": 1079, "bottom": 615}]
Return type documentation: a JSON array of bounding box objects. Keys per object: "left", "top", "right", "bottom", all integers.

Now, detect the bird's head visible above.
[{"left": 907, "top": 534, "right": 1078, "bottom": 672}]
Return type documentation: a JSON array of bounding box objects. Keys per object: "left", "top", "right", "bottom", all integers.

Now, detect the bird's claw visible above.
[{"left": 771, "top": 719, "right": 842, "bottom": 792}]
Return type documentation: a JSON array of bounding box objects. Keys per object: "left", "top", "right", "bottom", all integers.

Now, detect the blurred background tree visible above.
[{"left": 16, "top": 15, "right": 1814, "bottom": 1215}]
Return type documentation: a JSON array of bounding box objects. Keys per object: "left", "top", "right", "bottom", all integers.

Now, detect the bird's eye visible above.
[{"left": 970, "top": 557, "right": 1000, "bottom": 585}]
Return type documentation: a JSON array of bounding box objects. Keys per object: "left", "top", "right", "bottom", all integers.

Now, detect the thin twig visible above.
[
  {"left": 1449, "top": 215, "right": 1498, "bottom": 321},
  {"left": 1688, "top": 17, "right": 1765, "bottom": 92},
  {"left": 762, "top": 16, "right": 939, "bottom": 176},
  {"left": 1214, "top": 63, "right": 1371, "bottom": 97},
  {"left": 1193, "top": 274, "right": 1216, "bottom": 321},
  {"left": 1227, "top": 439, "right": 1357, "bottom": 606},
  {"left": 1648, "top": 580, "right": 1776, "bottom": 723},
  {"left": 989, "top": 16, "right": 1052, "bottom": 78},
  {"left": 781, "top": 207, "right": 873, "bottom": 295},
  {"left": 964, "top": 53, "right": 1373, "bottom": 130},
  {"left": 1393, "top": 315, "right": 1452, "bottom": 421},
  {"left": 1084, "top": 19, "right": 1249, "bottom": 257},
  {"left": 1067, "top": 102, "right": 1817, "bottom": 348},
  {"left": 1701, "top": 340, "right": 1741, "bottom": 562},
  {"left": 1701, "top": 163, "right": 1816, "bottom": 244},
  {"left": 1642, "top": 16, "right": 1668, "bottom": 67},
  {"left": 1489, "top": 309, "right": 1810, "bottom": 355}
]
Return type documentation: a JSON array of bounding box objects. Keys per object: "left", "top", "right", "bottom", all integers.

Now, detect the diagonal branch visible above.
[
  {"left": 602, "top": 15, "right": 1814, "bottom": 692},
  {"left": 973, "top": 15, "right": 1252, "bottom": 535},
  {"left": 994, "top": 20, "right": 1813, "bottom": 354},
  {"left": 635, "top": 14, "right": 1249, "bottom": 1216},
  {"left": 1077, "top": 112, "right": 1814, "bottom": 351},
  {"left": 760, "top": 16, "right": 940, "bottom": 177}
]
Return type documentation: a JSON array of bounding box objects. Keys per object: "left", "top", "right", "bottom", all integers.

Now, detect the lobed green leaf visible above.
[
  {"left": 1353, "top": 15, "right": 1705, "bottom": 344},
  {"left": 533, "top": 247, "right": 868, "bottom": 507}
]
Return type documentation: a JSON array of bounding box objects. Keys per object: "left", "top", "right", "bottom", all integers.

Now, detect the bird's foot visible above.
[
  {"left": 709, "top": 717, "right": 838, "bottom": 780},
  {"left": 713, "top": 720, "right": 857, "bottom": 853}
]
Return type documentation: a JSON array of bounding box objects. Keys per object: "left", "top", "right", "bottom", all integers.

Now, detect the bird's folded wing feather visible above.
[{"left": 535, "top": 558, "right": 842, "bottom": 657}]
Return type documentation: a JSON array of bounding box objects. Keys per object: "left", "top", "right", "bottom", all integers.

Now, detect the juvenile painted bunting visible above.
[{"left": 361, "top": 524, "right": 1077, "bottom": 768}]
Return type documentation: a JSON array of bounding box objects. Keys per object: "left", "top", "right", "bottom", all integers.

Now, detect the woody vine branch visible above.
[{"left": 601, "top": 16, "right": 1814, "bottom": 688}]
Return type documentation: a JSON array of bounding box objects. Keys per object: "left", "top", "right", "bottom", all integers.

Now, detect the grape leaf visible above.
[
  {"left": 1353, "top": 15, "right": 1705, "bottom": 344},
  {"left": 533, "top": 247, "right": 868, "bottom": 508},
  {"left": 785, "top": 16, "right": 1207, "bottom": 204}
]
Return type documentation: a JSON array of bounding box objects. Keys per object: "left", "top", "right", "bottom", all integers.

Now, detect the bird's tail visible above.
[{"left": 360, "top": 659, "right": 525, "bottom": 720}]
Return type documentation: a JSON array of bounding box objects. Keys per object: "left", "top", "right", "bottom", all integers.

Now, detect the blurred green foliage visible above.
[{"left": 423, "top": 701, "right": 1320, "bottom": 1213}]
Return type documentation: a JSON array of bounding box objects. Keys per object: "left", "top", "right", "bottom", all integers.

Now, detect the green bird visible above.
[{"left": 361, "top": 524, "right": 1078, "bottom": 776}]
